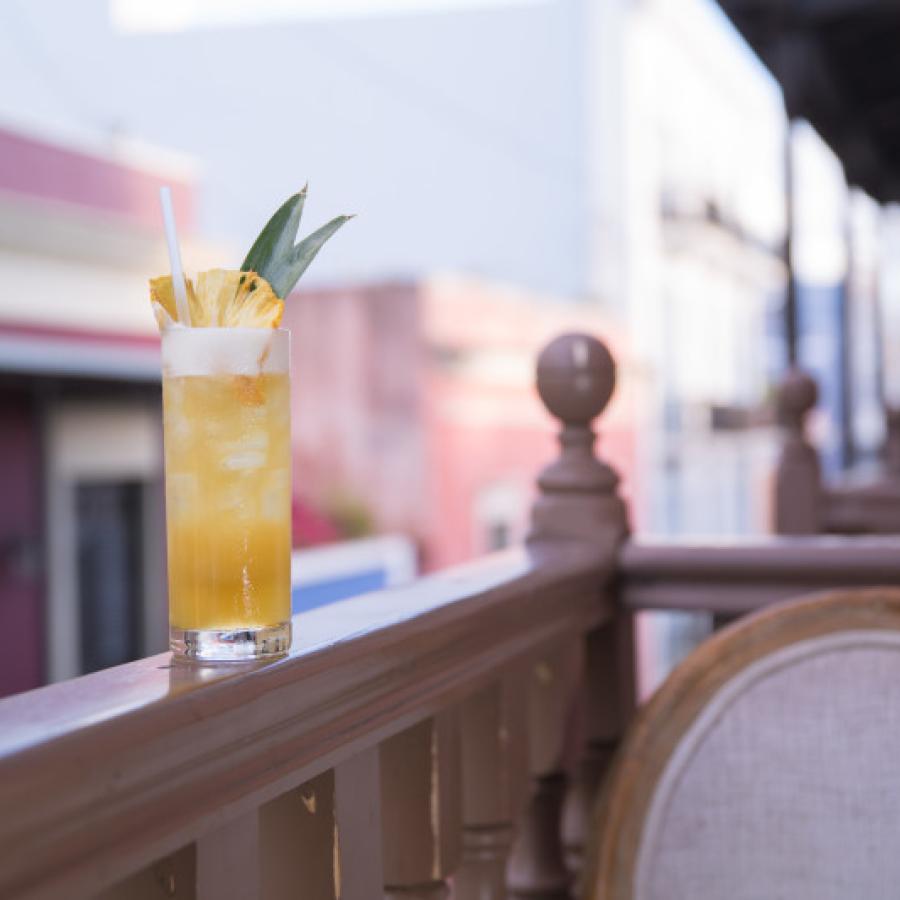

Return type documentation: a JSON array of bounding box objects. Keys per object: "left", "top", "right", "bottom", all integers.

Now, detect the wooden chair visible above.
[{"left": 585, "top": 587, "right": 900, "bottom": 900}]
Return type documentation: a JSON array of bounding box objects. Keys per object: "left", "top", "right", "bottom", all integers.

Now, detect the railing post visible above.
[
  {"left": 259, "top": 773, "right": 337, "bottom": 900},
  {"left": 507, "top": 641, "right": 584, "bottom": 899},
  {"left": 508, "top": 333, "right": 631, "bottom": 897},
  {"left": 561, "top": 617, "right": 635, "bottom": 886},
  {"left": 335, "top": 748, "right": 385, "bottom": 900},
  {"left": 381, "top": 711, "right": 462, "bottom": 898},
  {"left": 254, "top": 754, "right": 384, "bottom": 900},
  {"left": 884, "top": 407, "right": 900, "bottom": 478},
  {"left": 197, "top": 810, "right": 260, "bottom": 900},
  {"left": 456, "top": 670, "right": 530, "bottom": 899},
  {"left": 774, "top": 368, "right": 821, "bottom": 535}
]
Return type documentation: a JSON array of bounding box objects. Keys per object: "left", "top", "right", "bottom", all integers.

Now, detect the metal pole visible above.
[
  {"left": 873, "top": 206, "right": 887, "bottom": 415},
  {"left": 784, "top": 118, "right": 798, "bottom": 367},
  {"left": 840, "top": 192, "right": 855, "bottom": 469}
]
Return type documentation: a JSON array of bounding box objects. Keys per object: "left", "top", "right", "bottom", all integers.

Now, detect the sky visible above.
[
  {"left": 0, "top": 0, "right": 850, "bottom": 295},
  {"left": 0, "top": 0, "right": 589, "bottom": 294},
  {"left": 109, "top": 0, "right": 550, "bottom": 29}
]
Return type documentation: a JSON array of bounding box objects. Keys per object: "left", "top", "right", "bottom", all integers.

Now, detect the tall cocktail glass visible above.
[{"left": 162, "top": 327, "right": 292, "bottom": 660}]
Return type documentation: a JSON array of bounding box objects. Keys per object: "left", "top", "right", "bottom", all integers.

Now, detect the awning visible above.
[
  {"left": 0, "top": 323, "right": 160, "bottom": 382},
  {"left": 716, "top": 0, "right": 900, "bottom": 202}
]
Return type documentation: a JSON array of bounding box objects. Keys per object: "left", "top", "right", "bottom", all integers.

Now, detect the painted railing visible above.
[
  {"left": 4, "top": 334, "right": 900, "bottom": 900},
  {"left": 773, "top": 368, "right": 900, "bottom": 535}
]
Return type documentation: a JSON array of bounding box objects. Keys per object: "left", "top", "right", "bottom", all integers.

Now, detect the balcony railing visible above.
[
  {"left": 774, "top": 368, "right": 900, "bottom": 535},
  {"left": 3, "top": 333, "right": 900, "bottom": 900}
]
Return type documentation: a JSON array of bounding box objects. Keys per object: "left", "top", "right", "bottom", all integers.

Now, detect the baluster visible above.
[
  {"left": 560, "top": 616, "right": 636, "bottom": 885},
  {"left": 507, "top": 642, "right": 583, "bottom": 899},
  {"left": 514, "top": 333, "right": 630, "bottom": 895},
  {"left": 381, "top": 710, "right": 461, "bottom": 899},
  {"left": 258, "top": 751, "right": 384, "bottom": 900},
  {"left": 335, "top": 747, "right": 385, "bottom": 899},
  {"left": 95, "top": 845, "right": 195, "bottom": 899},
  {"left": 259, "top": 771, "right": 337, "bottom": 899},
  {"left": 197, "top": 809, "right": 260, "bottom": 900},
  {"left": 774, "top": 368, "right": 821, "bottom": 535},
  {"left": 456, "top": 670, "right": 529, "bottom": 899}
]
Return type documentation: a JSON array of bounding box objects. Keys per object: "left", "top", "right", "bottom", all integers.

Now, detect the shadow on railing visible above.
[{"left": 4, "top": 334, "right": 900, "bottom": 899}]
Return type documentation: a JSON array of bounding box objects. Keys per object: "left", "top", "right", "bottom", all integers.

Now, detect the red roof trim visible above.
[
  {"left": 0, "top": 128, "right": 193, "bottom": 232},
  {"left": 0, "top": 321, "right": 160, "bottom": 349}
]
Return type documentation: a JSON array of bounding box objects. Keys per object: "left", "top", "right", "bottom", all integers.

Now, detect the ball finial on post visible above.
[
  {"left": 519, "top": 334, "right": 632, "bottom": 894},
  {"left": 528, "top": 332, "right": 628, "bottom": 551},
  {"left": 776, "top": 368, "right": 817, "bottom": 431},
  {"left": 535, "top": 333, "right": 616, "bottom": 427},
  {"left": 774, "top": 367, "right": 821, "bottom": 535}
]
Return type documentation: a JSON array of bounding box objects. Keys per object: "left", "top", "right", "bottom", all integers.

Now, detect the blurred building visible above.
[
  {"left": 620, "top": 0, "right": 788, "bottom": 537},
  {"left": 0, "top": 120, "right": 634, "bottom": 697},
  {"left": 4, "top": 0, "right": 888, "bottom": 697},
  {"left": 2, "top": 0, "right": 891, "bottom": 522},
  {"left": 0, "top": 122, "right": 196, "bottom": 695},
  {"left": 0, "top": 0, "right": 813, "bottom": 537},
  {"left": 287, "top": 275, "right": 633, "bottom": 571}
]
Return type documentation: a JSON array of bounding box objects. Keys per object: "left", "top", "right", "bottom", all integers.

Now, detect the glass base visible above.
[{"left": 170, "top": 621, "right": 291, "bottom": 662}]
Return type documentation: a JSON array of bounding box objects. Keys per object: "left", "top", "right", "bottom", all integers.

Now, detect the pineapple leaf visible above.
[
  {"left": 271, "top": 214, "right": 354, "bottom": 298},
  {"left": 241, "top": 188, "right": 353, "bottom": 299},
  {"left": 241, "top": 186, "right": 308, "bottom": 279}
]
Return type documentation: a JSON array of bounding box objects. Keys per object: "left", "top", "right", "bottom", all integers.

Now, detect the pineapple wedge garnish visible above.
[
  {"left": 197, "top": 269, "right": 284, "bottom": 328},
  {"left": 150, "top": 270, "right": 283, "bottom": 329},
  {"left": 150, "top": 186, "right": 351, "bottom": 330}
]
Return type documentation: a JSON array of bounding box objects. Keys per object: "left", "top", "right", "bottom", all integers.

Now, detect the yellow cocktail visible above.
[
  {"left": 162, "top": 328, "right": 292, "bottom": 660},
  {"left": 152, "top": 185, "right": 351, "bottom": 658}
]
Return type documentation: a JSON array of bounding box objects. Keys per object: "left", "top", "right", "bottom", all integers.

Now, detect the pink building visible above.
[
  {"left": 285, "top": 276, "right": 634, "bottom": 571},
  {"left": 0, "top": 123, "right": 190, "bottom": 696}
]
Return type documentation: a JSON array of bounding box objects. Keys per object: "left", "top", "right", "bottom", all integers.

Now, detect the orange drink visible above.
[
  {"left": 162, "top": 328, "right": 291, "bottom": 660},
  {"left": 152, "top": 185, "right": 351, "bottom": 658}
]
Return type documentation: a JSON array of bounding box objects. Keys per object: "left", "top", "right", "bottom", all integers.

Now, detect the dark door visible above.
[
  {"left": 77, "top": 481, "right": 143, "bottom": 673},
  {"left": 0, "top": 391, "right": 43, "bottom": 698}
]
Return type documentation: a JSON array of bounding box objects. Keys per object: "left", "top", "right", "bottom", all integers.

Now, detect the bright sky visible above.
[
  {"left": 110, "top": 0, "right": 547, "bottom": 31},
  {"left": 2, "top": 0, "right": 858, "bottom": 296}
]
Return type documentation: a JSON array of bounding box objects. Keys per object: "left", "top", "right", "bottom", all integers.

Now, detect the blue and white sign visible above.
[{"left": 291, "top": 535, "right": 417, "bottom": 614}]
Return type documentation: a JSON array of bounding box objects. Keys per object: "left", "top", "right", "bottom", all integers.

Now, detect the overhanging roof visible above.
[
  {"left": 717, "top": 0, "right": 900, "bottom": 202},
  {"left": 0, "top": 323, "right": 161, "bottom": 383}
]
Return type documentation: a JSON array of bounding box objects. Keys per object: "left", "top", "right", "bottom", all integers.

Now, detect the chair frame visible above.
[{"left": 585, "top": 587, "right": 900, "bottom": 900}]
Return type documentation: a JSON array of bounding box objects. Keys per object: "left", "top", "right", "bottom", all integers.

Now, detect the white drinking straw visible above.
[{"left": 158, "top": 186, "right": 192, "bottom": 326}]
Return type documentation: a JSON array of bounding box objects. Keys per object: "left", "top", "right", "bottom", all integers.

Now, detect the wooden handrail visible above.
[
  {"left": 772, "top": 368, "right": 900, "bottom": 537},
  {"left": 0, "top": 331, "right": 637, "bottom": 899},
  {"left": 619, "top": 536, "right": 900, "bottom": 614},
  {"left": 823, "top": 483, "right": 900, "bottom": 534},
  {"left": 23, "top": 330, "right": 900, "bottom": 898},
  {"left": 0, "top": 545, "right": 607, "bottom": 898}
]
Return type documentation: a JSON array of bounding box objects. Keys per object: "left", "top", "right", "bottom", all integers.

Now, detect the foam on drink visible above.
[{"left": 162, "top": 326, "right": 289, "bottom": 378}]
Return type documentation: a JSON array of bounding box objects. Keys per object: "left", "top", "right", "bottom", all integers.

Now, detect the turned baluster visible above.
[
  {"left": 198, "top": 810, "right": 260, "bottom": 899},
  {"left": 774, "top": 368, "right": 821, "bottom": 535},
  {"left": 456, "top": 670, "right": 530, "bottom": 899},
  {"left": 257, "top": 749, "right": 384, "bottom": 900},
  {"left": 560, "top": 617, "right": 636, "bottom": 886},
  {"left": 508, "top": 333, "right": 630, "bottom": 898},
  {"left": 97, "top": 846, "right": 195, "bottom": 899},
  {"left": 381, "top": 711, "right": 462, "bottom": 899},
  {"left": 507, "top": 641, "right": 585, "bottom": 899}
]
